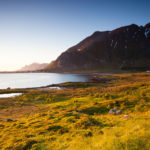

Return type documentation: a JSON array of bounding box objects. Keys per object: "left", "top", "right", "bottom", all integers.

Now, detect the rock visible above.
[
  {"left": 67, "top": 110, "right": 73, "bottom": 112},
  {"left": 109, "top": 109, "right": 117, "bottom": 115},
  {"left": 7, "top": 118, "right": 13, "bottom": 122},
  {"left": 89, "top": 76, "right": 111, "bottom": 83},
  {"left": 85, "top": 131, "right": 93, "bottom": 137},
  {"left": 76, "top": 109, "right": 83, "bottom": 114},
  {"left": 99, "top": 130, "right": 104, "bottom": 135},
  {"left": 109, "top": 109, "right": 122, "bottom": 115},
  {"left": 116, "top": 110, "right": 122, "bottom": 115},
  {"left": 122, "top": 114, "right": 131, "bottom": 119}
]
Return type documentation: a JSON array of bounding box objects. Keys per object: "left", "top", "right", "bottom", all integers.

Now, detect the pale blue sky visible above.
[{"left": 0, "top": 0, "right": 150, "bottom": 71}]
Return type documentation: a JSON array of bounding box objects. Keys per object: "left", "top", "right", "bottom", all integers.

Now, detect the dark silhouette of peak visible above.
[
  {"left": 46, "top": 22, "right": 150, "bottom": 72},
  {"left": 145, "top": 23, "right": 150, "bottom": 28}
]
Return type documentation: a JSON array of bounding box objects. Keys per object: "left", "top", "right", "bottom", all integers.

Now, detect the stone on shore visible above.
[{"left": 109, "top": 109, "right": 122, "bottom": 115}]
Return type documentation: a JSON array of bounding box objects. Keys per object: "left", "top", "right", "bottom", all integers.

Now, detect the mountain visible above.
[
  {"left": 46, "top": 23, "right": 150, "bottom": 72},
  {"left": 18, "top": 63, "right": 49, "bottom": 71}
]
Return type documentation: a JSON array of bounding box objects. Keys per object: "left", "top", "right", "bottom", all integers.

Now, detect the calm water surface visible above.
[
  {"left": 0, "top": 93, "right": 22, "bottom": 98},
  {"left": 0, "top": 73, "right": 88, "bottom": 89}
]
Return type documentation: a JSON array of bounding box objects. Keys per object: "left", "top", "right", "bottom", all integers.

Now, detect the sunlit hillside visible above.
[{"left": 0, "top": 73, "right": 150, "bottom": 150}]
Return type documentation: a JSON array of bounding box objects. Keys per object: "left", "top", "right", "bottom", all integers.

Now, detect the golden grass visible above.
[{"left": 0, "top": 72, "right": 150, "bottom": 149}]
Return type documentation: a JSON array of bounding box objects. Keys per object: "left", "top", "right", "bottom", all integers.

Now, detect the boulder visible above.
[
  {"left": 7, "top": 118, "right": 13, "bottom": 122},
  {"left": 89, "top": 76, "right": 111, "bottom": 83},
  {"left": 116, "top": 110, "right": 122, "bottom": 115},
  {"left": 109, "top": 109, "right": 122, "bottom": 115},
  {"left": 76, "top": 109, "right": 84, "bottom": 114},
  {"left": 122, "top": 114, "right": 131, "bottom": 119}
]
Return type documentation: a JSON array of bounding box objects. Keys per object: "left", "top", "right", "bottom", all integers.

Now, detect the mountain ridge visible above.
[
  {"left": 18, "top": 63, "right": 49, "bottom": 72},
  {"left": 46, "top": 23, "right": 150, "bottom": 72}
]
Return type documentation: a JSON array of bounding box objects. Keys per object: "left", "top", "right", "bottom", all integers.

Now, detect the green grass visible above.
[{"left": 0, "top": 73, "right": 150, "bottom": 149}]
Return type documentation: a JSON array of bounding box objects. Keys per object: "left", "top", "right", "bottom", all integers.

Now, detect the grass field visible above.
[{"left": 0, "top": 73, "right": 150, "bottom": 150}]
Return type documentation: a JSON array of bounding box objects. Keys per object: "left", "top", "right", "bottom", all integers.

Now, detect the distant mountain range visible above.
[
  {"left": 45, "top": 22, "right": 150, "bottom": 72},
  {"left": 18, "top": 63, "right": 48, "bottom": 71}
]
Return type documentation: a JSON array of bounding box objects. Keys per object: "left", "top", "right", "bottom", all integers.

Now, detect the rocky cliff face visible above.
[{"left": 46, "top": 23, "right": 150, "bottom": 72}]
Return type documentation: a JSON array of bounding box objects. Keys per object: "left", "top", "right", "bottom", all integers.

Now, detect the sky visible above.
[{"left": 0, "top": 0, "right": 150, "bottom": 71}]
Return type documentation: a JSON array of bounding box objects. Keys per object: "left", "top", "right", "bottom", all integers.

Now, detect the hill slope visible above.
[
  {"left": 46, "top": 23, "right": 150, "bottom": 72},
  {"left": 0, "top": 73, "right": 150, "bottom": 149},
  {"left": 18, "top": 63, "right": 48, "bottom": 71}
]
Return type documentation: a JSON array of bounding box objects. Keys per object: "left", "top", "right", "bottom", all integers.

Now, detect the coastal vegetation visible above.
[{"left": 0, "top": 73, "right": 150, "bottom": 150}]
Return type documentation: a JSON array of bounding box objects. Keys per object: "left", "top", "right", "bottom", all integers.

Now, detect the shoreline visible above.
[{"left": 0, "top": 73, "right": 114, "bottom": 93}]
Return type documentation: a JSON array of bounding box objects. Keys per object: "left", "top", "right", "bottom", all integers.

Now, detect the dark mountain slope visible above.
[{"left": 46, "top": 23, "right": 150, "bottom": 72}]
